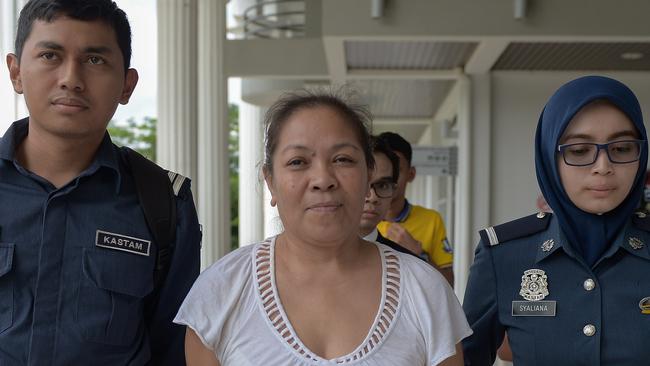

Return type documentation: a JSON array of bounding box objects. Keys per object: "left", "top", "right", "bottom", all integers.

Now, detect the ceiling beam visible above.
[
  {"left": 323, "top": 36, "right": 347, "bottom": 85},
  {"left": 464, "top": 39, "right": 510, "bottom": 74},
  {"left": 346, "top": 68, "right": 461, "bottom": 80},
  {"left": 224, "top": 39, "right": 328, "bottom": 78},
  {"left": 433, "top": 81, "right": 460, "bottom": 123},
  {"left": 373, "top": 117, "right": 433, "bottom": 125}
]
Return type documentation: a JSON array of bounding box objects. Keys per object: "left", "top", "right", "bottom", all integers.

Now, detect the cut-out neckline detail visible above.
[{"left": 254, "top": 237, "right": 402, "bottom": 363}]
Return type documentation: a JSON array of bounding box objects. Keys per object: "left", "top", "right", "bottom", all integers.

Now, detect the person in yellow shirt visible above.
[{"left": 376, "top": 132, "right": 454, "bottom": 285}]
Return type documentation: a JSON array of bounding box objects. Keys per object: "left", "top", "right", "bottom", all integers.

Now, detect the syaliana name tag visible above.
[{"left": 512, "top": 300, "right": 556, "bottom": 316}]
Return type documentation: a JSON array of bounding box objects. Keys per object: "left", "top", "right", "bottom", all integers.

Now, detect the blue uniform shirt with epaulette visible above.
[
  {"left": 462, "top": 211, "right": 650, "bottom": 366},
  {"left": 0, "top": 119, "right": 201, "bottom": 365}
]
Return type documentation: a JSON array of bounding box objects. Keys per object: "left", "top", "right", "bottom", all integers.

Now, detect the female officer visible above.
[
  {"left": 462, "top": 76, "right": 650, "bottom": 365},
  {"left": 174, "top": 90, "right": 471, "bottom": 365}
]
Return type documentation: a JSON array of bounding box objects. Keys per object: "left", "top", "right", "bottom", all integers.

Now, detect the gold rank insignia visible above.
[
  {"left": 640, "top": 297, "right": 650, "bottom": 314},
  {"left": 629, "top": 237, "right": 645, "bottom": 250},
  {"left": 520, "top": 269, "right": 549, "bottom": 301}
]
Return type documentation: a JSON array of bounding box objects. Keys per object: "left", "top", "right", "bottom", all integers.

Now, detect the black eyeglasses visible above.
[
  {"left": 370, "top": 180, "right": 397, "bottom": 198},
  {"left": 557, "top": 140, "right": 645, "bottom": 166}
]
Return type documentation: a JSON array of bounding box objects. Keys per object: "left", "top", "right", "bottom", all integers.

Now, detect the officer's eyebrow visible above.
[
  {"left": 35, "top": 41, "right": 64, "bottom": 51},
  {"left": 82, "top": 46, "right": 113, "bottom": 54},
  {"left": 33, "top": 41, "right": 113, "bottom": 55},
  {"left": 561, "top": 130, "right": 638, "bottom": 143}
]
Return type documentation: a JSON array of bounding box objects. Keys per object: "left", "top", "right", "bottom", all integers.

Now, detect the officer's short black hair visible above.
[
  {"left": 15, "top": 0, "right": 132, "bottom": 72},
  {"left": 263, "top": 88, "right": 375, "bottom": 175},
  {"left": 370, "top": 135, "right": 399, "bottom": 183},
  {"left": 377, "top": 131, "right": 413, "bottom": 165}
]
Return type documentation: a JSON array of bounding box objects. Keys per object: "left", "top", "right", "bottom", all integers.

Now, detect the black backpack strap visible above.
[{"left": 124, "top": 148, "right": 177, "bottom": 291}]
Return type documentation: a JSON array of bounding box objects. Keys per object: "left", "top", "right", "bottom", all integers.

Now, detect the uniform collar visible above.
[
  {"left": 536, "top": 215, "right": 650, "bottom": 264},
  {"left": 0, "top": 118, "right": 121, "bottom": 193},
  {"left": 535, "top": 215, "right": 569, "bottom": 263},
  {"left": 392, "top": 199, "right": 412, "bottom": 223},
  {"left": 619, "top": 220, "right": 650, "bottom": 261},
  {"left": 0, "top": 118, "right": 28, "bottom": 162},
  {"left": 90, "top": 132, "right": 122, "bottom": 193}
]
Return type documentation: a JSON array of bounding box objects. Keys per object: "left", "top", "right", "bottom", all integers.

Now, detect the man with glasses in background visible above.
[
  {"left": 359, "top": 137, "right": 418, "bottom": 257},
  {"left": 377, "top": 132, "right": 454, "bottom": 284}
]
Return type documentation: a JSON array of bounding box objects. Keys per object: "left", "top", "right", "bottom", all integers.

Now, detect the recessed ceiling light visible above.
[{"left": 621, "top": 52, "right": 644, "bottom": 61}]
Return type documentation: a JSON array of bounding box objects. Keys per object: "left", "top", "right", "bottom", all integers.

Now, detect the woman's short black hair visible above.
[
  {"left": 15, "top": 0, "right": 132, "bottom": 72},
  {"left": 263, "top": 88, "right": 375, "bottom": 175}
]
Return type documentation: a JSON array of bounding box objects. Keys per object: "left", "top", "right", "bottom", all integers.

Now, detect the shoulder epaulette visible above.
[
  {"left": 632, "top": 210, "right": 650, "bottom": 232},
  {"left": 167, "top": 171, "right": 187, "bottom": 197},
  {"left": 479, "top": 212, "right": 552, "bottom": 246}
]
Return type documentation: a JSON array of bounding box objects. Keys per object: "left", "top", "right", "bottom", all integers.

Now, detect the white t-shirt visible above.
[{"left": 174, "top": 237, "right": 472, "bottom": 366}]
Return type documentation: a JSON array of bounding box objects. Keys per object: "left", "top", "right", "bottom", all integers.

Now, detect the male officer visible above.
[
  {"left": 0, "top": 0, "right": 201, "bottom": 364},
  {"left": 376, "top": 132, "right": 454, "bottom": 284}
]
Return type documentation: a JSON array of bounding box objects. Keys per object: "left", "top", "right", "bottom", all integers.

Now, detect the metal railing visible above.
[{"left": 242, "top": 0, "right": 305, "bottom": 39}]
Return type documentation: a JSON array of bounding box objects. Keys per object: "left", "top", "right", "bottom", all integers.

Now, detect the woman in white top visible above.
[{"left": 174, "top": 90, "right": 472, "bottom": 365}]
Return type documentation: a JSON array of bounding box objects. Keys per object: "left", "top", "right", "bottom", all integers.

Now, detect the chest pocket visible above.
[
  {"left": 77, "top": 247, "right": 154, "bottom": 346},
  {"left": 0, "top": 243, "right": 14, "bottom": 334}
]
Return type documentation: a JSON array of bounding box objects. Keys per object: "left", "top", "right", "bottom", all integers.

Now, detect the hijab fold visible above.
[{"left": 535, "top": 76, "right": 648, "bottom": 266}]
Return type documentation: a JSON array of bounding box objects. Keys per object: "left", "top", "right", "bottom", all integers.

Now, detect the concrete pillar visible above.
[
  {"left": 156, "top": 0, "right": 198, "bottom": 179},
  {"left": 197, "top": 0, "right": 230, "bottom": 268},
  {"left": 425, "top": 175, "right": 437, "bottom": 212},
  {"left": 0, "top": 0, "right": 15, "bottom": 130},
  {"left": 407, "top": 175, "right": 427, "bottom": 206},
  {"left": 238, "top": 102, "right": 264, "bottom": 246},
  {"left": 0, "top": 0, "right": 28, "bottom": 131},
  {"left": 454, "top": 74, "right": 472, "bottom": 300}
]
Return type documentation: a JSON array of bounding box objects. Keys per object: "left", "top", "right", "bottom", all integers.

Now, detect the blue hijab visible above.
[{"left": 535, "top": 76, "right": 648, "bottom": 266}]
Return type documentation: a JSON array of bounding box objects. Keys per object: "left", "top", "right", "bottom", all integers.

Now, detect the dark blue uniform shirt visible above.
[
  {"left": 463, "top": 212, "right": 650, "bottom": 366},
  {"left": 0, "top": 119, "right": 201, "bottom": 365}
]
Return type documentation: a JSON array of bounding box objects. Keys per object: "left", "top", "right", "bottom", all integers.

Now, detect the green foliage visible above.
[
  {"left": 108, "top": 117, "right": 157, "bottom": 161},
  {"left": 108, "top": 106, "right": 241, "bottom": 253},
  {"left": 229, "top": 104, "right": 240, "bottom": 251}
]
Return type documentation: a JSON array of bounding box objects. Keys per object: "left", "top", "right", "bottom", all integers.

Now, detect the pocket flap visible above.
[
  {"left": 82, "top": 248, "right": 154, "bottom": 298},
  {"left": 0, "top": 243, "right": 14, "bottom": 278}
]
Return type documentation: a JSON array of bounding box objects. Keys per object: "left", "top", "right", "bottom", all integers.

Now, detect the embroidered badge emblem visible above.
[
  {"left": 640, "top": 297, "right": 650, "bottom": 314},
  {"left": 519, "top": 269, "right": 549, "bottom": 301},
  {"left": 95, "top": 230, "right": 151, "bottom": 256},
  {"left": 541, "top": 239, "right": 554, "bottom": 252},
  {"left": 629, "top": 237, "right": 645, "bottom": 250}
]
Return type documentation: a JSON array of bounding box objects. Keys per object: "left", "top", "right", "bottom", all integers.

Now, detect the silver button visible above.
[
  {"left": 583, "top": 279, "right": 595, "bottom": 291},
  {"left": 636, "top": 211, "right": 647, "bottom": 218},
  {"left": 583, "top": 324, "right": 596, "bottom": 337},
  {"left": 537, "top": 212, "right": 546, "bottom": 219}
]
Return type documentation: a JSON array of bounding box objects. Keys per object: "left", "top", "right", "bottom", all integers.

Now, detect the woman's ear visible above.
[{"left": 263, "top": 167, "right": 276, "bottom": 206}]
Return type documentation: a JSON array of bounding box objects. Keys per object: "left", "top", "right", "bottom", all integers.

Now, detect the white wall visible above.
[{"left": 490, "top": 71, "right": 650, "bottom": 224}]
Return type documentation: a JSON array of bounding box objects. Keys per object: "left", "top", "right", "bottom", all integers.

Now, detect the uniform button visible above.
[
  {"left": 583, "top": 279, "right": 595, "bottom": 291},
  {"left": 583, "top": 324, "right": 596, "bottom": 337}
]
